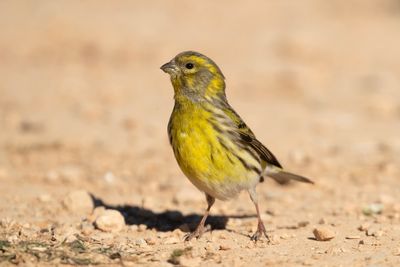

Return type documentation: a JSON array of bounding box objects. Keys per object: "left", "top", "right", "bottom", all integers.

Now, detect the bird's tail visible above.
[{"left": 264, "top": 166, "right": 314, "bottom": 185}]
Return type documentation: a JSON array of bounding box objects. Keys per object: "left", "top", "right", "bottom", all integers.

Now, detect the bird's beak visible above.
[{"left": 160, "top": 61, "right": 178, "bottom": 75}]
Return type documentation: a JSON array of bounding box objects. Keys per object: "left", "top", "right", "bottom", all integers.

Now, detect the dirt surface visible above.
[{"left": 1, "top": 1, "right": 400, "bottom": 266}]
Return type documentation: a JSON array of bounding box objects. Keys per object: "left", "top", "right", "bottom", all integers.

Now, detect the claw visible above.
[
  {"left": 184, "top": 230, "right": 203, "bottom": 241},
  {"left": 184, "top": 224, "right": 210, "bottom": 241},
  {"left": 251, "top": 221, "right": 270, "bottom": 242},
  {"left": 184, "top": 224, "right": 212, "bottom": 241}
]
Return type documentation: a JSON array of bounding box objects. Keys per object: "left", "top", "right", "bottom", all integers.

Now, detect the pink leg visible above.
[
  {"left": 249, "top": 188, "right": 270, "bottom": 241},
  {"left": 185, "top": 193, "right": 215, "bottom": 241}
]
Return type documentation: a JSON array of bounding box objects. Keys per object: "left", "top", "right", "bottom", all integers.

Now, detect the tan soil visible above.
[{"left": 1, "top": 1, "right": 400, "bottom": 266}]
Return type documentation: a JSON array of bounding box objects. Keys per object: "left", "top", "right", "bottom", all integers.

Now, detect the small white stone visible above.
[
  {"left": 62, "top": 190, "right": 94, "bottom": 215},
  {"left": 103, "top": 171, "right": 116, "bottom": 184},
  {"left": 87, "top": 206, "right": 106, "bottom": 223},
  {"left": 363, "top": 203, "right": 384, "bottom": 216},
  {"left": 95, "top": 209, "right": 125, "bottom": 232}
]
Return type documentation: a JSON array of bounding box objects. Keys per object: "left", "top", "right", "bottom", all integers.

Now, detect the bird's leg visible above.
[
  {"left": 249, "top": 188, "right": 270, "bottom": 242},
  {"left": 184, "top": 193, "right": 215, "bottom": 241}
]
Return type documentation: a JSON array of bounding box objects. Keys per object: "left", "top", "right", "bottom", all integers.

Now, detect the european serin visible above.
[{"left": 161, "top": 51, "right": 313, "bottom": 241}]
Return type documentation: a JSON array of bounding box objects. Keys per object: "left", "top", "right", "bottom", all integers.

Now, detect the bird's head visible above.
[{"left": 161, "top": 51, "right": 226, "bottom": 101}]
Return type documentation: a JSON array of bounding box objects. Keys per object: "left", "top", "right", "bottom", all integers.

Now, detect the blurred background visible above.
[{"left": 0, "top": 1, "right": 400, "bottom": 265}]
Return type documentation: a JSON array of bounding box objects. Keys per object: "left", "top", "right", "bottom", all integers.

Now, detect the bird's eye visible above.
[{"left": 185, "top": 63, "right": 194, "bottom": 69}]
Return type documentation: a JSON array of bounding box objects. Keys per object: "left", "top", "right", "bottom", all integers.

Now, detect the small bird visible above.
[{"left": 161, "top": 51, "right": 313, "bottom": 241}]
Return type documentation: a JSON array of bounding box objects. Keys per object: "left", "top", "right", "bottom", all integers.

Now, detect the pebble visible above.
[
  {"left": 145, "top": 237, "right": 157, "bottom": 245},
  {"left": 358, "top": 223, "right": 370, "bottom": 232},
  {"left": 103, "top": 171, "right": 116, "bottom": 184},
  {"left": 62, "top": 190, "right": 94, "bottom": 215},
  {"left": 313, "top": 227, "right": 335, "bottom": 241},
  {"left": 87, "top": 206, "right": 106, "bottom": 223},
  {"left": 363, "top": 203, "right": 384, "bottom": 216},
  {"left": 135, "top": 238, "right": 147, "bottom": 246},
  {"left": 95, "top": 209, "right": 125, "bottom": 232}
]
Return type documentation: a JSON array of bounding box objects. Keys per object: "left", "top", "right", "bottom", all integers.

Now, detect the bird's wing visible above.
[
  {"left": 216, "top": 102, "right": 314, "bottom": 184},
  {"left": 238, "top": 132, "right": 282, "bottom": 168},
  {"left": 221, "top": 105, "right": 283, "bottom": 168}
]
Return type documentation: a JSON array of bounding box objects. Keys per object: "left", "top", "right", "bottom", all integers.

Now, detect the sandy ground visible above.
[{"left": 1, "top": 1, "right": 400, "bottom": 266}]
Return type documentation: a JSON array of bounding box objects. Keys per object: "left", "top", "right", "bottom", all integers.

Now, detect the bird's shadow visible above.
[{"left": 90, "top": 194, "right": 255, "bottom": 233}]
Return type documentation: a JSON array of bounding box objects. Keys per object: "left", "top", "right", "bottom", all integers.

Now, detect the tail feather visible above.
[{"left": 265, "top": 167, "right": 314, "bottom": 185}]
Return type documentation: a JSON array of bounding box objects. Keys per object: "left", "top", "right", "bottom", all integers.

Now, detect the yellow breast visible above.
[{"left": 168, "top": 101, "right": 261, "bottom": 199}]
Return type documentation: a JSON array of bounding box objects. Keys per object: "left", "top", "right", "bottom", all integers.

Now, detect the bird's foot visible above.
[
  {"left": 184, "top": 224, "right": 210, "bottom": 241},
  {"left": 250, "top": 221, "right": 270, "bottom": 242}
]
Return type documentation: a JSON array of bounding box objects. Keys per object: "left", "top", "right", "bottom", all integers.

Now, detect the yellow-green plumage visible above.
[
  {"left": 161, "top": 51, "right": 313, "bottom": 241},
  {"left": 168, "top": 99, "right": 261, "bottom": 200}
]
